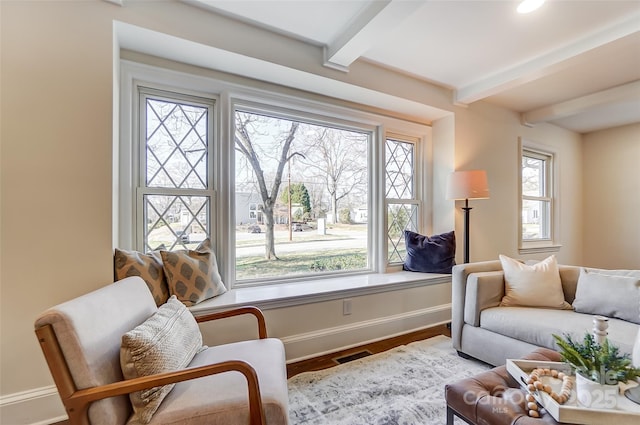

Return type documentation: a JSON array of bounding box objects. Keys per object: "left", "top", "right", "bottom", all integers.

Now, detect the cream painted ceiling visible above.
[{"left": 187, "top": 0, "right": 640, "bottom": 133}]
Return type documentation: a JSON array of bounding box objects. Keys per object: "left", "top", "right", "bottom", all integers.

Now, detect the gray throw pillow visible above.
[
  {"left": 120, "top": 296, "right": 205, "bottom": 424},
  {"left": 573, "top": 268, "right": 640, "bottom": 324}
]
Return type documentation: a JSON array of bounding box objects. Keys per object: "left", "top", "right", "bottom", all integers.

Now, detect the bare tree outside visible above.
[
  {"left": 301, "top": 128, "right": 368, "bottom": 223},
  {"left": 235, "top": 111, "right": 300, "bottom": 260},
  {"left": 233, "top": 110, "right": 370, "bottom": 280}
]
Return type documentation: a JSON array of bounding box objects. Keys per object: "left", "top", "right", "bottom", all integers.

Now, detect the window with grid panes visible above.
[
  {"left": 138, "top": 88, "right": 215, "bottom": 252},
  {"left": 386, "top": 137, "right": 419, "bottom": 264}
]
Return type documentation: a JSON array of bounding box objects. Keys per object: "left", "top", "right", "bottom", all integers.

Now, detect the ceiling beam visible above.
[
  {"left": 454, "top": 11, "right": 640, "bottom": 105},
  {"left": 324, "top": 0, "right": 426, "bottom": 72},
  {"left": 520, "top": 80, "right": 640, "bottom": 126}
]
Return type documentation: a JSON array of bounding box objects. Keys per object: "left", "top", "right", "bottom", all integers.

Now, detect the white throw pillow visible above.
[
  {"left": 121, "top": 296, "right": 205, "bottom": 424},
  {"left": 499, "top": 254, "right": 571, "bottom": 309}
]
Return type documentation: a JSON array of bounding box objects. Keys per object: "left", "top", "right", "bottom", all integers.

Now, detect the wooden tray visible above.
[{"left": 507, "top": 359, "right": 640, "bottom": 425}]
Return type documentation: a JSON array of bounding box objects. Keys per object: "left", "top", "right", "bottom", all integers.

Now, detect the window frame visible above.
[
  {"left": 229, "top": 99, "right": 378, "bottom": 285},
  {"left": 136, "top": 87, "right": 217, "bottom": 252},
  {"left": 118, "top": 60, "right": 432, "bottom": 289},
  {"left": 518, "top": 139, "right": 561, "bottom": 254},
  {"left": 385, "top": 134, "right": 422, "bottom": 267}
]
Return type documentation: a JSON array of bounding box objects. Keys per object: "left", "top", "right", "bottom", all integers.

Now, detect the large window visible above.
[
  {"left": 234, "top": 108, "right": 370, "bottom": 282},
  {"left": 521, "top": 148, "right": 553, "bottom": 242},
  {"left": 124, "top": 67, "right": 429, "bottom": 288}
]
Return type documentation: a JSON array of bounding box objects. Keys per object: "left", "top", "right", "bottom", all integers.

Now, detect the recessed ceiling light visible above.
[{"left": 517, "top": 0, "right": 545, "bottom": 14}]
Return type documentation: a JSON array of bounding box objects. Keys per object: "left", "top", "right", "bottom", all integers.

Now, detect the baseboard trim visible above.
[
  {"left": 0, "top": 386, "right": 58, "bottom": 406},
  {"left": 0, "top": 385, "right": 66, "bottom": 424},
  {"left": 283, "top": 303, "right": 451, "bottom": 363}
]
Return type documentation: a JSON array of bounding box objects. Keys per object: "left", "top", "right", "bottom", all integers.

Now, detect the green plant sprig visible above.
[{"left": 552, "top": 332, "right": 640, "bottom": 384}]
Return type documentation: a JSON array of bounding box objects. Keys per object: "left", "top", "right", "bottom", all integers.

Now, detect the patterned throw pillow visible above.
[
  {"left": 161, "top": 239, "right": 227, "bottom": 306},
  {"left": 114, "top": 248, "right": 170, "bottom": 307},
  {"left": 120, "top": 296, "right": 205, "bottom": 424}
]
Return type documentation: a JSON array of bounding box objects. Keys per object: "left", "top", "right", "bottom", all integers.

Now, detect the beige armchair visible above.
[{"left": 34, "top": 276, "right": 289, "bottom": 425}]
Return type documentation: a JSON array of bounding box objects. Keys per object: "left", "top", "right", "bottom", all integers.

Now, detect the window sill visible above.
[
  {"left": 189, "top": 271, "right": 451, "bottom": 316},
  {"left": 518, "top": 244, "right": 562, "bottom": 255}
]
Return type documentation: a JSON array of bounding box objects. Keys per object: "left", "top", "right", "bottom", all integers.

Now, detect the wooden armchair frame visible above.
[{"left": 36, "top": 305, "right": 269, "bottom": 425}]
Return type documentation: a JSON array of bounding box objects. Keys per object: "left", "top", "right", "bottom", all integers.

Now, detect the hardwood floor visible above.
[
  {"left": 286, "top": 323, "right": 451, "bottom": 378},
  {"left": 51, "top": 323, "right": 450, "bottom": 425}
]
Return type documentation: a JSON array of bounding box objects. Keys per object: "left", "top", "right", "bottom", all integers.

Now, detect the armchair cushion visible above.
[
  {"left": 148, "top": 338, "right": 290, "bottom": 425},
  {"left": 34, "top": 277, "right": 158, "bottom": 425},
  {"left": 121, "top": 296, "right": 205, "bottom": 424}
]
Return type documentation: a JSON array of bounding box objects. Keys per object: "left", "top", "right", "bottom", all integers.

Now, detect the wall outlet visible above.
[{"left": 343, "top": 299, "right": 352, "bottom": 316}]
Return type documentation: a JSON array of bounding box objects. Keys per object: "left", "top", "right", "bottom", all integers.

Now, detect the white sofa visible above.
[{"left": 451, "top": 260, "right": 640, "bottom": 366}]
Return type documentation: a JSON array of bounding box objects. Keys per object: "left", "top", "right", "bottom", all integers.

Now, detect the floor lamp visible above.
[{"left": 446, "top": 170, "right": 490, "bottom": 263}]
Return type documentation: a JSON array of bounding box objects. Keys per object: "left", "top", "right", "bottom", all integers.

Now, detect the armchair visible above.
[{"left": 34, "top": 276, "right": 289, "bottom": 425}]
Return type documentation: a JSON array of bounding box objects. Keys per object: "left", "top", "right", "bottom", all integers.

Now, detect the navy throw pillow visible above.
[{"left": 402, "top": 230, "right": 456, "bottom": 274}]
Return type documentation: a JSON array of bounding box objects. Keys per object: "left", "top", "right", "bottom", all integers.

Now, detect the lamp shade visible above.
[{"left": 446, "top": 170, "right": 490, "bottom": 200}]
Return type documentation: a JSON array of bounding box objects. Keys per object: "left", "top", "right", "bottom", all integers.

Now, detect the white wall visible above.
[
  {"left": 582, "top": 123, "right": 640, "bottom": 269},
  {"left": 0, "top": 1, "right": 609, "bottom": 424}
]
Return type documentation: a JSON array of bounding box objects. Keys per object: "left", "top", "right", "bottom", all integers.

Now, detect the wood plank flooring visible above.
[
  {"left": 51, "top": 323, "right": 450, "bottom": 425},
  {"left": 286, "top": 323, "right": 451, "bottom": 378}
]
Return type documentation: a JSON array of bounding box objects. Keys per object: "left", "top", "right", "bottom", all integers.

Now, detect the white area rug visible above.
[{"left": 288, "top": 335, "right": 490, "bottom": 425}]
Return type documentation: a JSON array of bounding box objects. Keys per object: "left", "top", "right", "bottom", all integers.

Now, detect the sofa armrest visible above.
[
  {"left": 452, "top": 260, "right": 503, "bottom": 350},
  {"left": 464, "top": 271, "right": 505, "bottom": 327}
]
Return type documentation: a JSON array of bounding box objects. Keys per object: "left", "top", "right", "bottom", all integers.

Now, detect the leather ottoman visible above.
[{"left": 445, "top": 347, "right": 567, "bottom": 425}]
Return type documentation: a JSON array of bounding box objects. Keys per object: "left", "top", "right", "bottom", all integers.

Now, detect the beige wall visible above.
[
  {"left": 583, "top": 123, "right": 640, "bottom": 269},
  {"left": 452, "top": 101, "right": 584, "bottom": 265},
  {"left": 0, "top": 1, "right": 630, "bottom": 423}
]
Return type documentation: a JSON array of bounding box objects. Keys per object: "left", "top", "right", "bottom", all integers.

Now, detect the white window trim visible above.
[
  {"left": 384, "top": 134, "right": 425, "bottom": 268},
  {"left": 229, "top": 98, "right": 380, "bottom": 284},
  {"left": 518, "top": 138, "right": 561, "bottom": 254},
  {"left": 136, "top": 87, "right": 217, "bottom": 252},
  {"left": 118, "top": 60, "right": 436, "bottom": 302}
]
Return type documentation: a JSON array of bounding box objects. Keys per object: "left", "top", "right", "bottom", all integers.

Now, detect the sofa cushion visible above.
[
  {"left": 121, "top": 296, "right": 205, "bottom": 424},
  {"left": 573, "top": 268, "right": 640, "bottom": 324},
  {"left": 402, "top": 230, "right": 456, "bottom": 274},
  {"left": 161, "top": 239, "right": 226, "bottom": 306},
  {"left": 480, "top": 306, "right": 636, "bottom": 356},
  {"left": 499, "top": 254, "right": 571, "bottom": 310},
  {"left": 114, "top": 248, "right": 170, "bottom": 307}
]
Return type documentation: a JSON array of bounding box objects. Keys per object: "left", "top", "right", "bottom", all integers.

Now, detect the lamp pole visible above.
[
  {"left": 462, "top": 198, "right": 471, "bottom": 263},
  {"left": 446, "top": 170, "right": 489, "bottom": 265}
]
